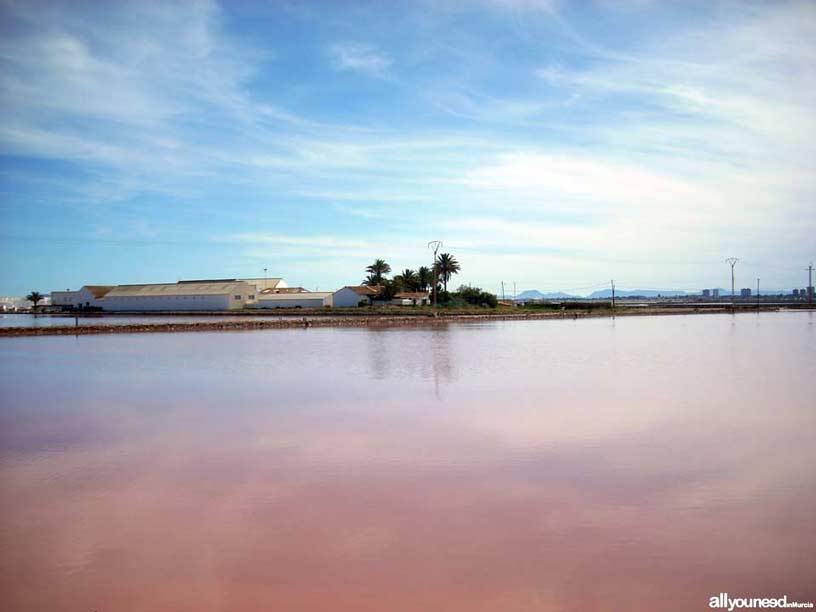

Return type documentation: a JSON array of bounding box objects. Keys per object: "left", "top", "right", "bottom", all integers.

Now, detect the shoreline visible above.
[{"left": 1, "top": 305, "right": 810, "bottom": 337}]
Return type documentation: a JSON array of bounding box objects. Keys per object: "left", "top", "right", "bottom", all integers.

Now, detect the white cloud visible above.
[
  {"left": 486, "top": 0, "right": 556, "bottom": 13},
  {"left": 327, "top": 42, "right": 392, "bottom": 76},
  {"left": 457, "top": 152, "right": 717, "bottom": 218}
]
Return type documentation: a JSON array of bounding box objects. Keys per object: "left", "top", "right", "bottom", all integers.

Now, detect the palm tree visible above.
[
  {"left": 365, "top": 259, "right": 391, "bottom": 285},
  {"left": 26, "top": 291, "right": 44, "bottom": 310},
  {"left": 396, "top": 268, "right": 419, "bottom": 292},
  {"left": 417, "top": 266, "right": 433, "bottom": 291},
  {"left": 434, "top": 253, "right": 461, "bottom": 292},
  {"left": 362, "top": 274, "right": 381, "bottom": 287}
]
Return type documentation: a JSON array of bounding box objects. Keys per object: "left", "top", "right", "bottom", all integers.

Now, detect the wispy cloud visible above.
[
  {"left": 327, "top": 41, "right": 392, "bottom": 76},
  {"left": 486, "top": 0, "right": 557, "bottom": 14}
]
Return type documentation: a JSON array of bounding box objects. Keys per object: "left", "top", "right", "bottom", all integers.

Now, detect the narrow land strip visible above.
[{"left": 3, "top": 305, "right": 811, "bottom": 337}]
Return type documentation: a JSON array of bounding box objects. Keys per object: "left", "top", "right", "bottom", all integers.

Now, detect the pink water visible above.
[{"left": 1, "top": 312, "right": 814, "bottom": 611}]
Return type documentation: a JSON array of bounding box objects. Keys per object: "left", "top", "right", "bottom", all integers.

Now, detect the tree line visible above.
[{"left": 361, "top": 254, "right": 497, "bottom": 307}]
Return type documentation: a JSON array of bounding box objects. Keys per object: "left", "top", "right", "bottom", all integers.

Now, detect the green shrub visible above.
[{"left": 454, "top": 285, "right": 498, "bottom": 308}]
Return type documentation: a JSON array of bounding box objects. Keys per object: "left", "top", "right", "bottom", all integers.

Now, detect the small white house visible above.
[
  {"left": 252, "top": 292, "right": 333, "bottom": 309},
  {"left": 99, "top": 281, "right": 256, "bottom": 311},
  {"left": 332, "top": 286, "right": 379, "bottom": 307},
  {"left": 391, "top": 291, "right": 431, "bottom": 306}
]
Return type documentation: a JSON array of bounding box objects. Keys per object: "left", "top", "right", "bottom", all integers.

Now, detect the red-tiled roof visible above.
[{"left": 343, "top": 285, "right": 380, "bottom": 296}]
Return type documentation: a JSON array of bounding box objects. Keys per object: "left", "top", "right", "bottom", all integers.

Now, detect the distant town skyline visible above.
[{"left": 1, "top": 0, "right": 814, "bottom": 296}]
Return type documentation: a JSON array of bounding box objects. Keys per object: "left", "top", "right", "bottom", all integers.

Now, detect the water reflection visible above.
[
  {"left": 0, "top": 313, "right": 814, "bottom": 611},
  {"left": 364, "top": 325, "right": 456, "bottom": 396}
]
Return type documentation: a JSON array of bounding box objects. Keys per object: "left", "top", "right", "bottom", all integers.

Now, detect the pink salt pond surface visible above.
[{"left": 1, "top": 312, "right": 814, "bottom": 611}]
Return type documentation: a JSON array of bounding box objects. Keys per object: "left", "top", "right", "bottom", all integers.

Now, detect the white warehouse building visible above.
[{"left": 100, "top": 280, "right": 256, "bottom": 311}]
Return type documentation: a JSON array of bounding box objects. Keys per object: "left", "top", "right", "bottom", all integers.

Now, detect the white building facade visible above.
[
  {"left": 332, "top": 286, "right": 378, "bottom": 307},
  {"left": 252, "top": 292, "right": 333, "bottom": 309},
  {"left": 50, "top": 286, "right": 115, "bottom": 309},
  {"left": 99, "top": 281, "right": 256, "bottom": 311},
  {"left": 391, "top": 292, "right": 431, "bottom": 306}
]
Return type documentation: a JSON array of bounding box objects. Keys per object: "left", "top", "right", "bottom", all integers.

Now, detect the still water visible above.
[
  {"left": 1, "top": 312, "right": 814, "bottom": 611},
  {"left": 0, "top": 313, "right": 292, "bottom": 327}
]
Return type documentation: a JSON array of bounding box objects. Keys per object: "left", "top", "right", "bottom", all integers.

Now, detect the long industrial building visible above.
[
  {"left": 48, "top": 277, "right": 340, "bottom": 311},
  {"left": 101, "top": 281, "right": 257, "bottom": 311},
  {"left": 48, "top": 277, "right": 427, "bottom": 311},
  {"left": 49, "top": 278, "right": 295, "bottom": 311}
]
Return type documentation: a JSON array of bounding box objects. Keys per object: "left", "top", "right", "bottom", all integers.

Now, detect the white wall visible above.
[
  {"left": 333, "top": 288, "right": 370, "bottom": 308},
  {"left": 255, "top": 297, "right": 329, "bottom": 308},
  {"left": 391, "top": 296, "right": 430, "bottom": 306},
  {"left": 51, "top": 287, "right": 106, "bottom": 309},
  {"left": 101, "top": 294, "right": 235, "bottom": 311},
  {"left": 76, "top": 287, "right": 105, "bottom": 309},
  {"left": 51, "top": 291, "right": 80, "bottom": 307}
]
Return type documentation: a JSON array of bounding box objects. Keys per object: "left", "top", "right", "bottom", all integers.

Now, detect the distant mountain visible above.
[
  {"left": 515, "top": 290, "right": 577, "bottom": 300},
  {"left": 516, "top": 288, "right": 694, "bottom": 300},
  {"left": 587, "top": 289, "right": 688, "bottom": 299}
]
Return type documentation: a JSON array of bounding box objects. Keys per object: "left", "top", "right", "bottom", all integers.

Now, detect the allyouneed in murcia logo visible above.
[{"left": 710, "top": 593, "right": 814, "bottom": 610}]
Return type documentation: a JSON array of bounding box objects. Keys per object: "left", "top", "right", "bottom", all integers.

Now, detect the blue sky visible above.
[{"left": 1, "top": 0, "right": 814, "bottom": 296}]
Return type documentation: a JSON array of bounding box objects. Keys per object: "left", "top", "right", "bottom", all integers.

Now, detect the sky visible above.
[{"left": 0, "top": 0, "right": 814, "bottom": 297}]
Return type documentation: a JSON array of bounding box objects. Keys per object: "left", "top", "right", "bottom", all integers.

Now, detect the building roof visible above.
[
  {"left": 103, "top": 282, "right": 251, "bottom": 298},
  {"left": 394, "top": 292, "right": 430, "bottom": 299},
  {"left": 257, "top": 292, "right": 332, "bottom": 301},
  {"left": 83, "top": 285, "right": 116, "bottom": 298},
  {"left": 339, "top": 285, "right": 380, "bottom": 296},
  {"left": 240, "top": 277, "right": 285, "bottom": 288},
  {"left": 260, "top": 287, "right": 307, "bottom": 294}
]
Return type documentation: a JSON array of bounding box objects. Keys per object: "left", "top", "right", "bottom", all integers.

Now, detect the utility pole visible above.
[
  {"left": 611, "top": 279, "right": 616, "bottom": 308},
  {"left": 513, "top": 281, "right": 516, "bottom": 302},
  {"left": 428, "top": 240, "right": 442, "bottom": 307},
  {"left": 263, "top": 267, "right": 267, "bottom": 281},
  {"left": 501, "top": 281, "right": 505, "bottom": 300},
  {"left": 726, "top": 258, "right": 739, "bottom": 304},
  {"left": 757, "top": 278, "right": 760, "bottom": 308},
  {"left": 808, "top": 262, "right": 814, "bottom": 304}
]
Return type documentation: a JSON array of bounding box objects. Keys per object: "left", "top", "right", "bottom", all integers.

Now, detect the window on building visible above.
[{"left": 234, "top": 295, "right": 241, "bottom": 300}]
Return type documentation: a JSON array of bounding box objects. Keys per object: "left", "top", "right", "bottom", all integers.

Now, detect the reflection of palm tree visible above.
[
  {"left": 365, "top": 259, "right": 391, "bottom": 285},
  {"left": 434, "top": 253, "right": 460, "bottom": 292}
]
